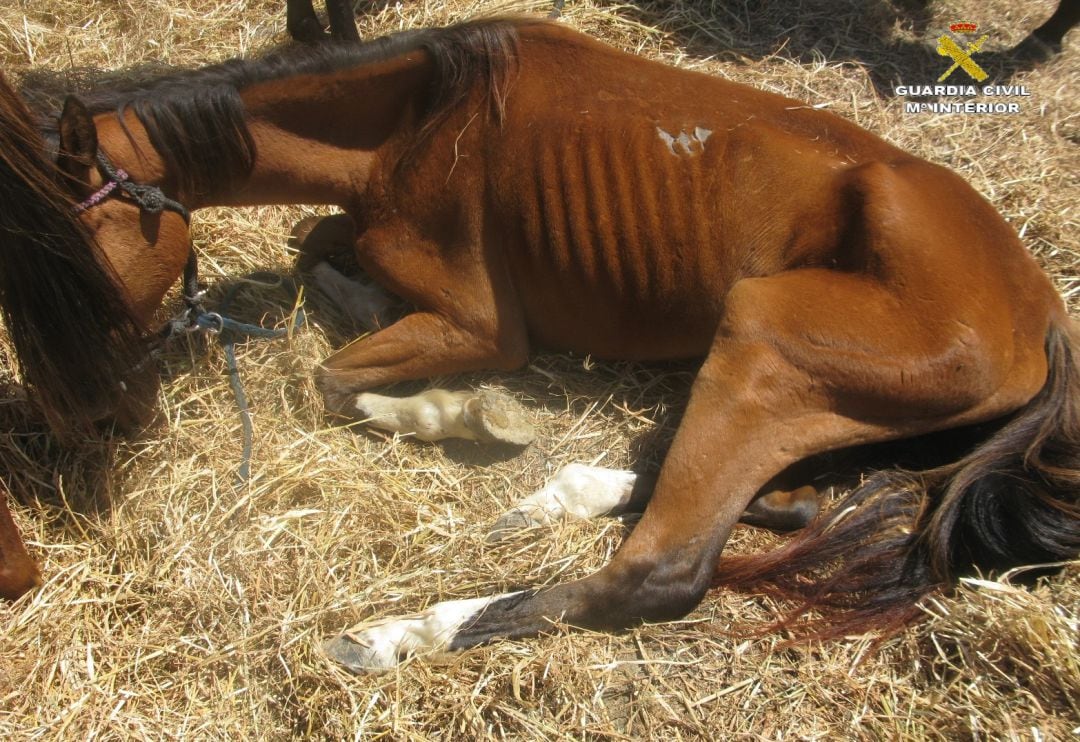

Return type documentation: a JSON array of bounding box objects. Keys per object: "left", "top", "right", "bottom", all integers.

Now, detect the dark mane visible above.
[
  {"left": 34, "top": 18, "right": 525, "bottom": 200},
  {"left": 0, "top": 72, "right": 148, "bottom": 433}
]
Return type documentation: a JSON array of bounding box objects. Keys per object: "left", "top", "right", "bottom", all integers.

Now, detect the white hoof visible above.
[
  {"left": 354, "top": 389, "right": 535, "bottom": 444},
  {"left": 323, "top": 592, "right": 522, "bottom": 673},
  {"left": 487, "top": 464, "right": 638, "bottom": 541}
]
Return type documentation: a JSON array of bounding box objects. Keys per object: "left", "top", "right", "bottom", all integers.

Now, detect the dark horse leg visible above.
[
  {"left": 325, "top": 257, "right": 1030, "bottom": 671},
  {"left": 286, "top": 0, "right": 359, "bottom": 43},
  {"left": 1016, "top": 0, "right": 1078, "bottom": 57},
  {"left": 325, "top": 0, "right": 360, "bottom": 42}
]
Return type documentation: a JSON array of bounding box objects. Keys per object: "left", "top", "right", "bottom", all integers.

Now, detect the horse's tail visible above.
[
  {"left": 714, "top": 320, "right": 1080, "bottom": 639},
  {"left": 0, "top": 72, "right": 148, "bottom": 433}
]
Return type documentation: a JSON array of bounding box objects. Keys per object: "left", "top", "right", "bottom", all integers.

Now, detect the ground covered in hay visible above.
[{"left": 1, "top": 0, "right": 1078, "bottom": 738}]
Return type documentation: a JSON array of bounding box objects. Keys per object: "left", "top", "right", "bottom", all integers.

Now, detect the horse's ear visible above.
[{"left": 57, "top": 96, "right": 98, "bottom": 171}]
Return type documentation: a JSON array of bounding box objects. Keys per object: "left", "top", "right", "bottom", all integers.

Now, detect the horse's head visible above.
[
  {"left": 36, "top": 95, "right": 202, "bottom": 433},
  {"left": 57, "top": 97, "right": 194, "bottom": 327},
  {"left": 0, "top": 74, "right": 194, "bottom": 435}
]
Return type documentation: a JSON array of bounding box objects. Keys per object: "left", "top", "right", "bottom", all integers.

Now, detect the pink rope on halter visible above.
[{"left": 72, "top": 168, "right": 128, "bottom": 214}]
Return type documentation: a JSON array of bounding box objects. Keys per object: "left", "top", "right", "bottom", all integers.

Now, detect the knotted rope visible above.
[{"left": 165, "top": 272, "right": 306, "bottom": 485}]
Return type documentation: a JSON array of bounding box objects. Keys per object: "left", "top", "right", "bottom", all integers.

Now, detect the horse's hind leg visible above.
[
  {"left": 740, "top": 486, "right": 820, "bottom": 532},
  {"left": 485, "top": 464, "right": 815, "bottom": 541},
  {"left": 324, "top": 269, "right": 1039, "bottom": 672}
]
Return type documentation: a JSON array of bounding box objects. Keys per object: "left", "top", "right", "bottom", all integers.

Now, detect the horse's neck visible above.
[
  {"left": 227, "top": 54, "right": 433, "bottom": 208},
  {"left": 97, "top": 52, "right": 433, "bottom": 211}
]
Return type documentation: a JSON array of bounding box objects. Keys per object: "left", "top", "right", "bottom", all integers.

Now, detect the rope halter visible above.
[
  {"left": 72, "top": 149, "right": 202, "bottom": 315},
  {"left": 74, "top": 151, "right": 191, "bottom": 223}
]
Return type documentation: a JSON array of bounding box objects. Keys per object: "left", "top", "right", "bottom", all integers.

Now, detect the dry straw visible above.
[{"left": 1, "top": 0, "right": 1077, "bottom": 738}]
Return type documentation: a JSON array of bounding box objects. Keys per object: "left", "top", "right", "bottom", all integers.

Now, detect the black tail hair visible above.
[{"left": 714, "top": 321, "right": 1080, "bottom": 639}]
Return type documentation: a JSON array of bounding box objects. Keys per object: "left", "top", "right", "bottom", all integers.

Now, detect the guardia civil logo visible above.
[
  {"left": 937, "top": 21, "right": 989, "bottom": 82},
  {"left": 894, "top": 21, "right": 1032, "bottom": 115}
]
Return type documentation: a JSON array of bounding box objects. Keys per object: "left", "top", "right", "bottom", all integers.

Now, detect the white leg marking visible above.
[
  {"left": 353, "top": 389, "right": 536, "bottom": 445},
  {"left": 354, "top": 389, "right": 475, "bottom": 442},
  {"left": 489, "top": 464, "right": 638, "bottom": 540},
  {"left": 324, "top": 591, "right": 523, "bottom": 673},
  {"left": 309, "top": 260, "right": 394, "bottom": 330}
]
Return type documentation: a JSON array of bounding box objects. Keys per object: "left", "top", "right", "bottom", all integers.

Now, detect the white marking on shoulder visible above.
[
  {"left": 656, "top": 126, "right": 677, "bottom": 155},
  {"left": 656, "top": 126, "right": 713, "bottom": 157},
  {"left": 324, "top": 591, "right": 524, "bottom": 672}
]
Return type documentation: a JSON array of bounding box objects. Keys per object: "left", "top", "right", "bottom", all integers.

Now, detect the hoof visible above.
[
  {"left": 323, "top": 634, "right": 395, "bottom": 674},
  {"left": 315, "top": 369, "right": 356, "bottom": 418},
  {"left": 485, "top": 508, "right": 537, "bottom": 543},
  {"left": 326, "top": 630, "right": 399, "bottom": 673},
  {"left": 288, "top": 17, "right": 330, "bottom": 44},
  {"left": 462, "top": 391, "right": 536, "bottom": 446}
]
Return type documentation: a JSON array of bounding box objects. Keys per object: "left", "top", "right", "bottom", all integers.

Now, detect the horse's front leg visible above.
[
  {"left": 316, "top": 310, "right": 533, "bottom": 443},
  {"left": 285, "top": 0, "right": 326, "bottom": 43},
  {"left": 324, "top": 0, "right": 359, "bottom": 42},
  {"left": 285, "top": 0, "right": 358, "bottom": 43},
  {"left": 314, "top": 221, "right": 532, "bottom": 442},
  {"left": 349, "top": 388, "right": 535, "bottom": 445}
]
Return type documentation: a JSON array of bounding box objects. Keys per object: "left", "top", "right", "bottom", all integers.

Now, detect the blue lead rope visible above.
[
  {"left": 83, "top": 157, "right": 303, "bottom": 483},
  {"left": 177, "top": 272, "right": 306, "bottom": 485}
]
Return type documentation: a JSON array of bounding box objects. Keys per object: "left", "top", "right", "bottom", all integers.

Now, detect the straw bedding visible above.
[{"left": 1, "top": 0, "right": 1077, "bottom": 737}]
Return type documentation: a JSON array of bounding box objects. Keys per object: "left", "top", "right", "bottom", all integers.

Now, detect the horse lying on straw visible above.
[{"left": 1, "top": 19, "right": 1077, "bottom": 671}]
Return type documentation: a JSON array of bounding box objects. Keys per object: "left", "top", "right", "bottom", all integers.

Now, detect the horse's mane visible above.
[
  {"left": 35, "top": 18, "right": 526, "bottom": 200},
  {"left": 0, "top": 71, "right": 149, "bottom": 433}
]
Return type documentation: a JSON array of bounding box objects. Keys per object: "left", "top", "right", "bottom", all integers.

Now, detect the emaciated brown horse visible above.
[{"left": 9, "top": 19, "right": 1079, "bottom": 669}]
